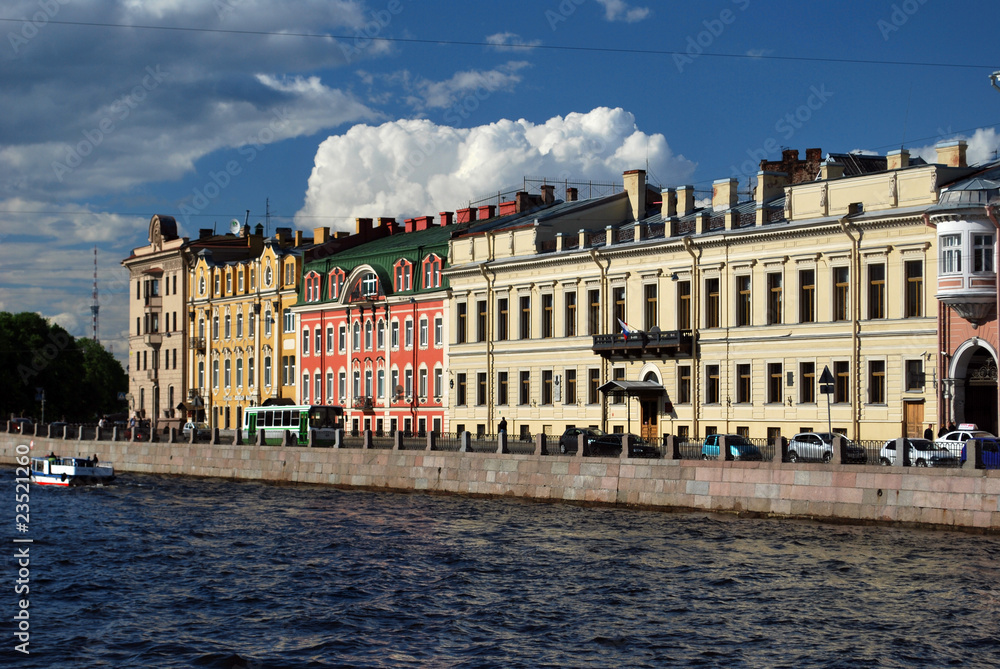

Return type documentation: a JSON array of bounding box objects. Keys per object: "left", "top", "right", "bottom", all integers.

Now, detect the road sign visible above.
[
  {"left": 819, "top": 366, "right": 834, "bottom": 385},
  {"left": 117, "top": 391, "right": 127, "bottom": 401},
  {"left": 820, "top": 384, "right": 834, "bottom": 395}
]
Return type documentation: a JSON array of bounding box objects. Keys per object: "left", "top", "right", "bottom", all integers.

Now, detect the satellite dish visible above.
[{"left": 229, "top": 219, "right": 241, "bottom": 234}]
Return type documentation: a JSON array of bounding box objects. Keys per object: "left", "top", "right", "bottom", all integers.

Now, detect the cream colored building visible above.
[{"left": 446, "top": 150, "right": 971, "bottom": 442}]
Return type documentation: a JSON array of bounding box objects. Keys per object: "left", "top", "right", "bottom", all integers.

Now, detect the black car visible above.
[
  {"left": 558, "top": 427, "right": 605, "bottom": 454},
  {"left": 590, "top": 433, "right": 661, "bottom": 458}
]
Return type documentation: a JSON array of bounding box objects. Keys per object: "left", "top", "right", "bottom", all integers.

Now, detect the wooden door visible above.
[
  {"left": 903, "top": 401, "right": 923, "bottom": 438},
  {"left": 641, "top": 399, "right": 658, "bottom": 441}
]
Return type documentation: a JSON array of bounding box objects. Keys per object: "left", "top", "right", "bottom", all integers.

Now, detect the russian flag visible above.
[{"left": 618, "top": 318, "right": 633, "bottom": 340}]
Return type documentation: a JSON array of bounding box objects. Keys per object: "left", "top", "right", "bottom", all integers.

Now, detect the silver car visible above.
[
  {"left": 787, "top": 432, "right": 835, "bottom": 463},
  {"left": 879, "top": 438, "right": 958, "bottom": 467}
]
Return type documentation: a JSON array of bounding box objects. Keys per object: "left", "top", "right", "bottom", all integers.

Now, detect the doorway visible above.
[
  {"left": 641, "top": 399, "right": 658, "bottom": 441},
  {"left": 903, "top": 400, "right": 924, "bottom": 439}
]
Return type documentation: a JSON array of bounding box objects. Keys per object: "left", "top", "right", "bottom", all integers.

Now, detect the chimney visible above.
[
  {"left": 566, "top": 187, "right": 578, "bottom": 202},
  {"left": 515, "top": 191, "right": 531, "bottom": 212},
  {"left": 477, "top": 205, "right": 496, "bottom": 220},
  {"left": 676, "top": 185, "right": 695, "bottom": 216},
  {"left": 378, "top": 217, "right": 395, "bottom": 230},
  {"left": 712, "top": 177, "right": 738, "bottom": 211},
  {"left": 404, "top": 218, "right": 415, "bottom": 233},
  {"left": 415, "top": 215, "right": 433, "bottom": 231},
  {"left": 817, "top": 158, "right": 845, "bottom": 181},
  {"left": 294, "top": 230, "right": 302, "bottom": 246},
  {"left": 456, "top": 207, "right": 477, "bottom": 224},
  {"left": 439, "top": 211, "right": 454, "bottom": 226},
  {"left": 623, "top": 169, "right": 647, "bottom": 221},
  {"left": 540, "top": 184, "right": 555, "bottom": 205},
  {"left": 355, "top": 218, "right": 373, "bottom": 236},
  {"left": 498, "top": 200, "right": 517, "bottom": 216},
  {"left": 887, "top": 149, "right": 910, "bottom": 170},
  {"left": 756, "top": 171, "right": 789, "bottom": 204},
  {"left": 275, "top": 227, "right": 292, "bottom": 244},
  {"left": 199, "top": 228, "right": 213, "bottom": 240},
  {"left": 935, "top": 140, "right": 968, "bottom": 168},
  {"left": 313, "top": 226, "right": 329, "bottom": 244},
  {"left": 660, "top": 188, "right": 677, "bottom": 217}
]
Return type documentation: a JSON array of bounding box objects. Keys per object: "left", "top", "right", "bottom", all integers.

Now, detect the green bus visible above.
[{"left": 242, "top": 405, "right": 345, "bottom": 446}]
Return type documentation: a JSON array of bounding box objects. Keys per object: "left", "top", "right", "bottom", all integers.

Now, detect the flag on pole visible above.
[{"left": 618, "top": 318, "right": 633, "bottom": 340}]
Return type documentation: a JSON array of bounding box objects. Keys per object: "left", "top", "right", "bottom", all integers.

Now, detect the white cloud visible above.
[
  {"left": 295, "top": 107, "right": 696, "bottom": 229},
  {"left": 486, "top": 32, "right": 542, "bottom": 51},
  {"left": 373, "top": 62, "right": 531, "bottom": 112},
  {"left": 909, "top": 128, "right": 1000, "bottom": 167},
  {"left": 595, "top": 0, "right": 651, "bottom": 23}
]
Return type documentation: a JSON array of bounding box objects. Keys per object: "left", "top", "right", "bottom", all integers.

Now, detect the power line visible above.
[{"left": 0, "top": 17, "right": 995, "bottom": 71}]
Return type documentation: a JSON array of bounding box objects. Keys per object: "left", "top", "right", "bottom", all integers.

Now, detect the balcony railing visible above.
[
  {"left": 143, "top": 295, "right": 162, "bottom": 311},
  {"left": 188, "top": 336, "right": 205, "bottom": 351},
  {"left": 592, "top": 328, "right": 693, "bottom": 359},
  {"left": 143, "top": 332, "right": 162, "bottom": 347}
]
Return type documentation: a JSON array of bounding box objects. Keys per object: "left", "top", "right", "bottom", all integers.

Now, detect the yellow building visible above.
[
  {"left": 187, "top": 226, "right": 313, "bottom": 430},
  {"left": 445, "top": 149, "right": 970, "bottom": 442}
]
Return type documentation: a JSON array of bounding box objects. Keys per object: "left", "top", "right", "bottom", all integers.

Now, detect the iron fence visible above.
[
  {"left": 676, "top": 438, "right": 703, "bottom": 460},
  {"left": 468, "top": 433, "right": 499, "bottom": 453},
  {"left": 341, "top": 433, "right": 364, "bottom": 449},
  {"left": 433, "top": 432, "right": 463, "bottom": 452},
  {"left": 370, "top": 434, "right": 395, "bottom": 450}
]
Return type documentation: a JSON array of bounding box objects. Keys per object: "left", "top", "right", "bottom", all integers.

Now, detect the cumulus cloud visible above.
[
  {"left": 909, "top": 128, "right": 1000, "bottom": 167},
  {"left": 295, "top": 107, "right": 696, "bottom": 229},
  {"left": 595, "top": 0, "right": 651, "bottom": 23},
  {"left": 486, "top": 32, "right": 542, "bottom": 51}
]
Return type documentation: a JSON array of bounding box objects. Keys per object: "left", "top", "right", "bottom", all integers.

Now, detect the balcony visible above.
[
  {"left": 353, "top": 396, "right": 375, "bottom": 411},
  {"left": 188, "top": 336, "right": 205, "bottom": 351},
  {"left": 143, "top": 295, "right": 162, "bottom": 312},
  {"left": 592, "top": 328, "right": 693, "bottom": 360},
  {"left": 146, "top": 369, "right": 158, "bottom": 380},
  {"left": 143, "top": 332, "right": 162, "bottom": 347}
]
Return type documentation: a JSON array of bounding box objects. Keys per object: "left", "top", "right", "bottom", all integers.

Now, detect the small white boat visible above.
[{"left": 30, "top": 456, "right": 115, "bottom": 486}]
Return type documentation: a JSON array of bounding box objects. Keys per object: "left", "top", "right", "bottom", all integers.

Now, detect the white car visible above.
[
  {"left": 182, "top": 421, "right": 211, "bottom": 440},
  {"left": 879, "top": 438, "right": 959, "bottom": 467},
  {"left": 935, "top": 428, "right": 994, "bottom": 460}
]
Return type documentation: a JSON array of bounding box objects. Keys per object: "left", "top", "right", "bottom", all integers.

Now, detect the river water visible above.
[{"left": 6, "top": 470, "right": 1000, "bottom": 668}]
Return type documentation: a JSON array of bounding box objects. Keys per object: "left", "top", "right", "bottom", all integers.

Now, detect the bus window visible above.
[{"left": 263, "top": 411, "right": 272, "bottom": 427}]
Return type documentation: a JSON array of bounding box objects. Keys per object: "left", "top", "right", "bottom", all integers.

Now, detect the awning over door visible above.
[{"left": 597, "top": 380, "right": 665, "bottom": 399}]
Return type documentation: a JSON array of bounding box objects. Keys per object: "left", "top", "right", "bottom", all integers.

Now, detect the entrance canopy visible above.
[{"left": 597, "top": 380, "right": 665, "bottom": 400}]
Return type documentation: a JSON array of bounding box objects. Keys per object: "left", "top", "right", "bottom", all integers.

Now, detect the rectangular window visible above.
[
  {"left": 941, "top": 234, "right": 962, "bottom": 274},
  {"left": 314, "top": 329, "right": 321, "bottom": 354},
  {"left": 434, "top": 317, "right": 443, "bottom": 346},
  {"left": 327, "top": 326, "right": 334, "bottom": 352},
  {"left": 519, "top": 295, "right": 531, "bottom": 339},
  {"left": 264, "top": 357, "right": 271, "bottom": 388},
  {"left": 542, "top": 370, "right": 553, "bottom": 405},
  {"left": 869, "top": 360, "right": 886, "bottom": 404},
  {"left": 498, "top": 371, "right": 508, "bottom": 405},
  {"left": 339, "top": 372, "right": 346, "bottom": 400},
  {"left": 644, "top": 284, "right": 657, "bottom": 331},
  {"left": 456, "top": 303, "right": 467, "bottom": 344},
  {"left": 767, "top": 272, "right": 782, "bottom": 325},
  {"left": 588, "top": 369, "right": 600, "bottom": 404},
  {"left": 736, "top": 275, "right": 751, "bottom": 326},
  {"left": 519, "top": 371, "right": 530, "bottom": 405},
  {"left": 834, "top": 361, "right": 849, "bottom": 403},
  {"left": 833, "top": 267, "right": 849, "bottom": 322},
  {"left": 419, "top": 369, "right": 428, "bottom": 398},
  {"left": 497, "top": 298, "right": 509, "bottom": 341},
  {"left": 705, "top": 364, "right": 720, "bottom": 404},
  {"left": 705, "top": 278, "right": 720, "bottom": 328},
  {"left": 678, "top": 365, "right": 691, "bottom": 404},
  {"left": 542, "top": 294, "right": 553, "bottom": 338},
  {"left": 456, "top": 373, "right": 467, "bottom": 406},
  {"left": 405, "top": 320, "right": 413, "bottom": 348},
  {"left": 974, "top": 234, "right": 995, "bottom": 273},
  {"left": 564, "top": 292, "right": 576, "bottom": 337},
  {"left": 768, "top": 363, "right": 782, "bottom": 404},
  {"left": 799, "top": 269, "right": 816, "bottom": 323},
  {"left": 404, "top": 369, "right": 413, "bottom": 397},
  {"left": 678, "top": 281, "right": 691, "bottom": 330},
  {"left": 613, "top": 286, "right": 626, "bottom": 330},
  {"left": 905, "top": 359, "right": 924, "bottom": 391},
  {"left": 868, "top": 263, "right": 885, "bottom": 320},
  {"left": 433, "top": 368, "right": 441, "bottom": 397},
  {"left": 391, "top": 322, "right": 399, "bottom": 349},
  {"left": 905, "top": 260, "right": 923, "bottom": 318},
  {"left": 736, "top": 364, "right": 751, "bottom": 403},
  {"left": 800, "top": 362, "right": 815, "bottom": 404},
  {"left": 477, "top": 373, "right": 486, "bottom": 405},
  {"left": 611, "top": 367, "right": 625, "bottom": 405},
  {"left": 420, "top": 318, "right": 429, "bottom": 347},
  {"left": 587, "top": 289, "right": 600, "bottom": 335},
  {"left": 477, "top": 300, "right": 487, "bottom": 343},
  {"left": 565, "top": 369, "right": 577, "bottom": 404}
]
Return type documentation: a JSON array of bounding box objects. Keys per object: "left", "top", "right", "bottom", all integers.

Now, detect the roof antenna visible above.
[{"left": 265, "top": 198, "right": 271, "bottom": 237}]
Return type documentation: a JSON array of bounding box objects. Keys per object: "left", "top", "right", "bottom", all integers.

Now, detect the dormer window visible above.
[
  {"left": 422, "top": 255, "right": 442, "bottom": 289},
  {"left": 361, "top": 272, "right": 379, "bottom": 297},
  {"left": 329, "top": 268, "right": 345, "bottom": 300},
  {"left": 394, "top": 260, "right": 412, "bottom": 292}
]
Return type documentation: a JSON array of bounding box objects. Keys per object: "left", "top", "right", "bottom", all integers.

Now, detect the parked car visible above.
[
  {"left": 936, "top": 427, "right": 994, "bottom": 462},
  {"left": 787, "top": 432, "right": 867, "bottom": 464},
  {"left": 588, "top": 433, "right": 660, "bottom": 458},
  {"left": 879, "top": 438, "right": 959, "bottom": 467},
  {"left": 701, "top": 434, "right": 763, "bottom": 461},
  {"left": 182, "top": 421, "right": 211, "bottom": 440},
  {"left": 10, "top": 417, "right": 33, "bottom": 434},
  {"left": 956, "top": 437, "right": 1000, "bottom": 468},
  {"left": 558, "top": 427, "right": 606, "bottom": 454}
]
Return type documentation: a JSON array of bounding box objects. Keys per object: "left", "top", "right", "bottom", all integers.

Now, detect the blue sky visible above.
[{"left": 1, "top": 0, "right": 999, "bottom": 364}]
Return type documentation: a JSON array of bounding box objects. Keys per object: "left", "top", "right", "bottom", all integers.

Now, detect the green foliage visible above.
[{"left": 0, "top": 312, "right": 126, "bottom": 423}]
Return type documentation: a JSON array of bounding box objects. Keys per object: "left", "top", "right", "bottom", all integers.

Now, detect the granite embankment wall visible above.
[{"left": 5, "top": 434, "right": 1000, "bottom": 531}]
